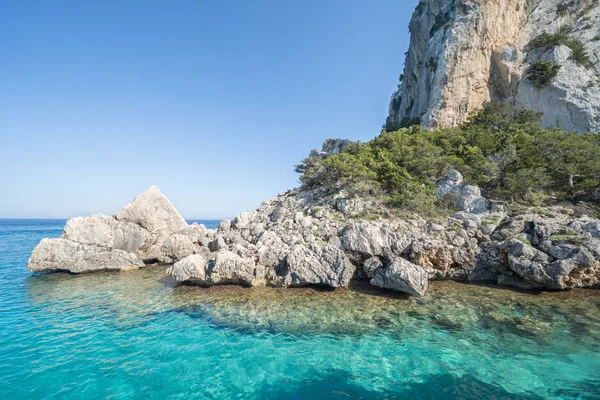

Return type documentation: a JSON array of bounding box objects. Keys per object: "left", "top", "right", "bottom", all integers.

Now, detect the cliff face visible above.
[{"left": 388, "top": 0, "right": 600, "bottom": 133}]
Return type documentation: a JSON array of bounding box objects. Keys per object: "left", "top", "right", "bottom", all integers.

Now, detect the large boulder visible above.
[
  {"left": 167, "top": 254, "right": 209, "bottom": 283},
  {"left": 168, "top": 251, "right": 259, "bottom": 287},
  {"left": 277, "top": 244, "right": 355, "bottom": 288},
  {"left": 27, "top": 238, "right": 144, "bottom": 273},
  {"left": 28, "top": 186, "right": 189, "bottom": 273},
  {"left": 436, "top": 170, "right": 490, "bottom": 214},
  {"left": 62, "top": 214, "right": 150, "bottom": 253},
  {"left": 371, "top": 258, "right": 429, "bottom": 296},
  {"left": 116, "top": 185, "right": 187, "bottom": 233}
]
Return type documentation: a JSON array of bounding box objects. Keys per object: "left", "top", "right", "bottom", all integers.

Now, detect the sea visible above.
[{"left": 1, "top": 219, "right": 599, "bottom": 399}]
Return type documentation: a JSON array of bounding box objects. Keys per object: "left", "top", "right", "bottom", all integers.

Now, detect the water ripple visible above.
[{"left": 1, "top": 219, "right": 600, "bottom": 399}]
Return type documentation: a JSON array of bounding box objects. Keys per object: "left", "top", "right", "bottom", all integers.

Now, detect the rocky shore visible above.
[{"left": 27, "top": 140, "right": 600, "bottom": 296}]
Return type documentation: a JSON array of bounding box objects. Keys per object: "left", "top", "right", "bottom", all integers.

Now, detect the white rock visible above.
[
  {"left": 116, "top": 185, "right": 187, "bottom": 233},
  {"left": 371, "top": 258, "right": 429, "bottom": 296},
  {"left": 62, "top": 214, "right": 150, "bottom": 253},
  {"left": 28, "top": 185, "right": 187, "bottom": 273},
  {"left": 167, "top": 254, "right": 208, "bottom": 283},
  {"left": 27, "top": 238, "right": 143, "bottom": 273}
]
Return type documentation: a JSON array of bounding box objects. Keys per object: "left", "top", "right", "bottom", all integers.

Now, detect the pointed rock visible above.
[
  {"left": 116, "top": 186, "right": 187, "bottom": 233},
  {"left": 28, "top": 186, "right": 188, "bottom": 273}
]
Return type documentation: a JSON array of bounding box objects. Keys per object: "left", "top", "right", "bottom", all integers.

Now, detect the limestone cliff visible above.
[{"left": 387, "top": 0, "right": 600, "bottom": 133}]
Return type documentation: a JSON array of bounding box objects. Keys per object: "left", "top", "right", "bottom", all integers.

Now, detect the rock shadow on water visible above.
[{"left": 256, "top": 371, "right": 541, "bottom": 400}]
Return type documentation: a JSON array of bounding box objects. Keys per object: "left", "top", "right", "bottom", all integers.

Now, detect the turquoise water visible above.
[{"left": 1, "top": 220, "right": 600, "bottom": 399}]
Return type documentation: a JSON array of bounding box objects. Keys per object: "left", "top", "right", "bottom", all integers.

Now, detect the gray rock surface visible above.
[
  {"left": 436, "top": 170, "right": 490, "bottom": 214},
  {"left": 27, "top": 156, "right": 600, "bottom": 294},
  {"left": 116, "top": 185, "right": 187, "bottom": 233},
  {"left": 309, "top": 138, "right": 352, "bottom": 158},
  {"left": 27, "top": 186, "right": 193, "bottom": 273},
  {"left": 27, "top": 238, "right": 144, "bottom": 273},
  {"left": 371, "top": 258, "right": 429, "bottom": 296},
  {"left": 62, "top": 214, "right": 150, "bottom": 253},
  {"left": 388, "top": 0, "right": 600, "bottom": 133},
  {"left": 166, "top": 254, "right": 208, "bottom": 283}
]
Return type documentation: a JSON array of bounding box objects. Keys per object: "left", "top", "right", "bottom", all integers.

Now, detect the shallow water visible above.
[{"left": 1, "top": 219, "right": 599, "bottom": 399}]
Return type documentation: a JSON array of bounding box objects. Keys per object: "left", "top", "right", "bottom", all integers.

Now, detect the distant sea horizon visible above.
[{"left": 0, "top": 218, "right": 224, "bottom": 224}]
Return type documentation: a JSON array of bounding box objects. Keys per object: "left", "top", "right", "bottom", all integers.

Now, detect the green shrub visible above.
[
  {"left": 527, "top": 27, "right": 593, "bottom": 68},
  {"left": 567, "top": 39, "right": 593, "bottom": 68},
  {"left": 526, "top": 61, "right": 561, "bottom": 87},
  {"left": 297, "top": 103, "right": 600, "bottom": 212}
]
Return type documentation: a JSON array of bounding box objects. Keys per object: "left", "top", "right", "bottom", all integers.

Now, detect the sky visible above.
[{"left": 0, "top": 0, "right": 417, "bottom": 219}]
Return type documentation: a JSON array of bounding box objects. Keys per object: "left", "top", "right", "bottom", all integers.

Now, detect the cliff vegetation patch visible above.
[
  {"left": 526, "top": 61, "right": 562, "bottom": 87},
  {"left": 297, "top": 103, "right": 600, "bottom": 213},
  {"left": 527, "top": 26, "right": 594, "bottom": 69}
]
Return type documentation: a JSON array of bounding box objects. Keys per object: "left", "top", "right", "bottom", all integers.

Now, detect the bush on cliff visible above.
[
  {"left": 296, "top": 103, "right": 600, "bottom": 210},
  {"left": 526, "top": 61, "right": 562, "bottom": 88}
]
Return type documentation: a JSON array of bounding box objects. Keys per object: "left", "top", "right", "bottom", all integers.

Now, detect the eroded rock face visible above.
[
  {"left": 309, "top": 138, "right": 352, "bottom": 158},
  {"left": 116, "top": 185, "right": 187, "bottom": 233},
  {"left": 27, "top": 186, "right": 195, "bottom": 273},
  {"left": 371, "top": 258, "right": 429, "bottom": 296},
  {"left": 27, "top": 157, "right": 600, "bottom": 295},
  {"left": 27, "top": 238, "right": 144, "bottom": 273},
  {"left": 388, "top": 0, "right": 600, "bottom": 133}
]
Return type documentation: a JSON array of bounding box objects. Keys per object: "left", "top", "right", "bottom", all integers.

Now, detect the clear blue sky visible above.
[{"left": 0, "top": 0, "right": 417, "bottom": 219}]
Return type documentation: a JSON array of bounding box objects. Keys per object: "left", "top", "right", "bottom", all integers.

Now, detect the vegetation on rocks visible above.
[
  {"left": 296, "top": 103, "right": 600, "bottom": 211},
  {"left": 526, "top": 61, "right": 562, "bottom": 87},
  {"left": 527, "top": 26, "right": 594, "bottom": 69}
]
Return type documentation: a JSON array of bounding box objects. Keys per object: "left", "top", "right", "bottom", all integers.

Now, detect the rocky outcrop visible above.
[
  {"left": 309, "top": 138, "right": 352, "bottom": 158},
  {"left": 436, "top": 170, "right": 490, "bottom": 214},
  {"left": 27, "top": 186, "right": 205, "bottom": 273},
  {"left": 166, "top": 164, "right": 600, "bottom": 294},
  {"left": 371, "top": 258, "right": 429, "bottom": 296},
  {"left": 472, "top": 211, "right": 600, "bottom": 289},
  {"left": 27, "top": 238, "right": 144, "bottom": 273},
  {"left": 28, "top": 153, "right": 600, "bottom": 295},
  {"left": 388, "top": 0, "right": 600, "bottom": 133},
  {"left": 116, "top": 185, "right": 187, "bottom": 233}
]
